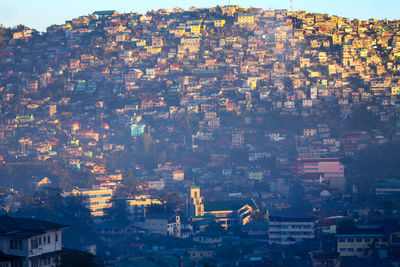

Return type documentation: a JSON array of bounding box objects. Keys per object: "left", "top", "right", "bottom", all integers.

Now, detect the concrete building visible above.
[
  {"left": 268, "top": 211, "right": 315, "bottom": 245},
  {"left": 138, "top": 214, "right": 181, "bottom": 237},
  {"left": 336, "top": 225, "right": 388, "bottom": 258},
  {"left": 64, "top": 188, "right": 113, "bottom": 217},
  {"left": 187, "top": 185, "right": 204, "bottom": 217},
  {"left": 0, "top": 215, "right": 67, "bottom": 267},
  {"left": 295, "top": 158, "right": 345, "bottom": 191},
  {"left": 232, "top": 129, "right": 244, "bottom": 148},
  {"left": 126, "top": 195, "right": 162, "bottom": 220}
]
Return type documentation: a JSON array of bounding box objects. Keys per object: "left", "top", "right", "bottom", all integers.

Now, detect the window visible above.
[
  {"left": 357, "top": 248, "right": 363, "bottom": 252},
  {"left": 339, "top": 239, "right": 345, "bottom": 242},
  {"left": 47, "top": 236, "right": 51, "bottom": 243},
  {"left": 55, "top": 234, "right": 58, "bottom": 242},
  {"left": 31, "top": 238, "right": 38, "bottom": 249},
  {"left": 11, "top": 261, "right": 23, "bottom": 267},
  {"left": 356, "top": 239, "right": 362, "bottom": 242},
  {"left": 9, "top": 239, "right": 22, "bottom": 250},
  {"left": 347, "top": 238, "right": 354, "bottom": 242},
  {"left": 31, "top": 259, "right": 39, "bottom": 267},
  {"left": 347, "top": 248, "right": 354, "bottom": 251}
]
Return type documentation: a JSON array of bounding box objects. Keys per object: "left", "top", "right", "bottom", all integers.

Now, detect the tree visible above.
[
  {"left": 337, "top": 218, "right": 357, "bottom": 234},
  {"left": 58, "top": 249, "right": 96, "bottom": 267},
  {"left": 161, "top": 192, "right": 183, "bottom": 213},
  {"left": 107, "top": 198, "right": 129, "bottom": 225}
]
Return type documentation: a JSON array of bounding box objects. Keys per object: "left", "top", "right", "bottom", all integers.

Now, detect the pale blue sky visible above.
[{"left": 0, "top": 0, "right": 399, "bottom": 32}]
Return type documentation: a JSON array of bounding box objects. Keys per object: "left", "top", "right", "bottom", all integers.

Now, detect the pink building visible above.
[{"left": 295, "top": 158, "right": 344, "bottom": 183}]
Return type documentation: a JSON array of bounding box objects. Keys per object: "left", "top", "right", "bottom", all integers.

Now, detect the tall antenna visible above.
[{"left": 290, "top": 0, "right": 294, "bottom": 11}]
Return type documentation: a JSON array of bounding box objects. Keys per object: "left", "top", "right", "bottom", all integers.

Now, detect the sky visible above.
[{"left": 0, "top": 0, "right": 399, "bottom": 32}]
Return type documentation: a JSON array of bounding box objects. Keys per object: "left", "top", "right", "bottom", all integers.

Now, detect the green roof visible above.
[
  {"left": 93, "top": 10, "right": 116, "bottom": 16},
  {"left": 204, "top": 199, "right": 253, "bottom": 212},
  {"left": 375, "top": 178, "right": 400, "bottom": 188}
]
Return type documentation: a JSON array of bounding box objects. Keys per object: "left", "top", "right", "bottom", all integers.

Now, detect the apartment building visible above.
[
  {"left": 269, "top": 211, "right": 315, "bottom": 245},
  {"left": 64, "top": 188, "right": 113, "bottom": 216}
]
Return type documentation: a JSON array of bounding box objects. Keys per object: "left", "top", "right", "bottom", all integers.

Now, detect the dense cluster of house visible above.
[{"left": 1, "top": 5, "right": 400, "bottom": 266}]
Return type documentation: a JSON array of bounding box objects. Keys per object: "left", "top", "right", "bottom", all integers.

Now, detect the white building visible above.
[
  {"left": 137, "top": 214, "right": 181, "bottom": 237},
  {"left": 0, "top": 215, "right": 67, "bottom": 267},
  {"left": 269, "top": 211, "right": 315, "bottom": 245}
]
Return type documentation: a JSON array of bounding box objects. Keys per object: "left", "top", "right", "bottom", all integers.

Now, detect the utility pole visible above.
[{"left": 290, "top": 0, "right": 294, "bottom": 11}]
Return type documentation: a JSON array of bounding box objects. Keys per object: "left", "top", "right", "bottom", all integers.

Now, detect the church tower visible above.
[{"left": 187, "top": 185, "right": 204, "bottom": 217}]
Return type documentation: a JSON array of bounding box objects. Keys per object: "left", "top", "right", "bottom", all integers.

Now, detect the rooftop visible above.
[{"left": 0, "top": 215, "right": 68, "bottom": 237}]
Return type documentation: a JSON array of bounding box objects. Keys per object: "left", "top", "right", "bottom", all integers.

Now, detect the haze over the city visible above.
[{"left": 1, "top": 2, "right": 400, "bottom": 266}]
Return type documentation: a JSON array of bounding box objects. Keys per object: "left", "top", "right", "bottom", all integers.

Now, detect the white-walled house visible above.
[{"left": 0, "top": 216, "right": 67, "bottom": 267}]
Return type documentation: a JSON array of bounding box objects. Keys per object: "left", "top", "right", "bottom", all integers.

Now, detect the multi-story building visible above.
[
  {"left": 375, "top": 178, "right": 400, "bottom": 198},
  {"left": 236, "top": 13, "right": 255, "bottom": 25},
  {"left": 187, "top": 185, "right": 204, "bottom": 217},
  {"left": 138, "top": 214, "right": 181, "bottom": 237},
  {"left": 295, "top": 158, "right": 345, "bottom": 191},
  {"left": 126, "top": 195, "right": 162, "bottom": 220},
  {"left": 268, "top": 211, "right": 315, "bottom": 245},
  {"left": 64, "top": 188, "right": 113, "bottom": 217},
  {"left": 232, "top": 129, "right": 244, "bottom": 148},
  {"left": 336, "top": 225, "right": 388, "bottom": 258},
  {"left": 0, "top": 215, "right": 67, "bottom": 267}
]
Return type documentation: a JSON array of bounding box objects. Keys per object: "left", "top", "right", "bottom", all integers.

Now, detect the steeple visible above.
[{"left": 187, "top": 185, "right": 204, "bottom": 217}]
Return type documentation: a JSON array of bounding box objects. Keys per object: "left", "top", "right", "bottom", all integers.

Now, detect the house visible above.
[
  {"left": 92, "top": 10, "right": 118, "bottom": 18},
  {"left": 268, "top": 211, "right": 315, "bottom": 245},
  {"left": 130, "top": 124, "right": 145, "bottom": 137},
  {"left": 136, "top": 214, "right": 181, "bottom": 237},
  {"left": 0, "top": 251, "right": 23, "bottom": 267},
  {"left": 336, "top": 225, "right": 389, "bottom": 258},
  {"left": 145, "top": 180, "right": 165, "bottom": 191},
  {"left": 247, "top": 167, "right": 263, "bottom": 181},
  {"left": 31, "top": 177, "right": 52, "bottom": 191},
  {"left": 236, "top": 13, "right": 255, "bottom": 25},
  {"left": 375, "top": 178, "right": 400, "bottom": 198},
  {"left": 193, "top": 232, "right": 222, "bottom": 247},
  {"left": 0, "top": 215, "right": 67, "bottom": 267},
  {"left": 242, "top": 221, "right": 269, "bottom": 236},
  {"left": 309, "top": 251, "right": 340, "bottom": 267},
  {"left": 188, "top": 248, "right": 214, "bottom": 261}
]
